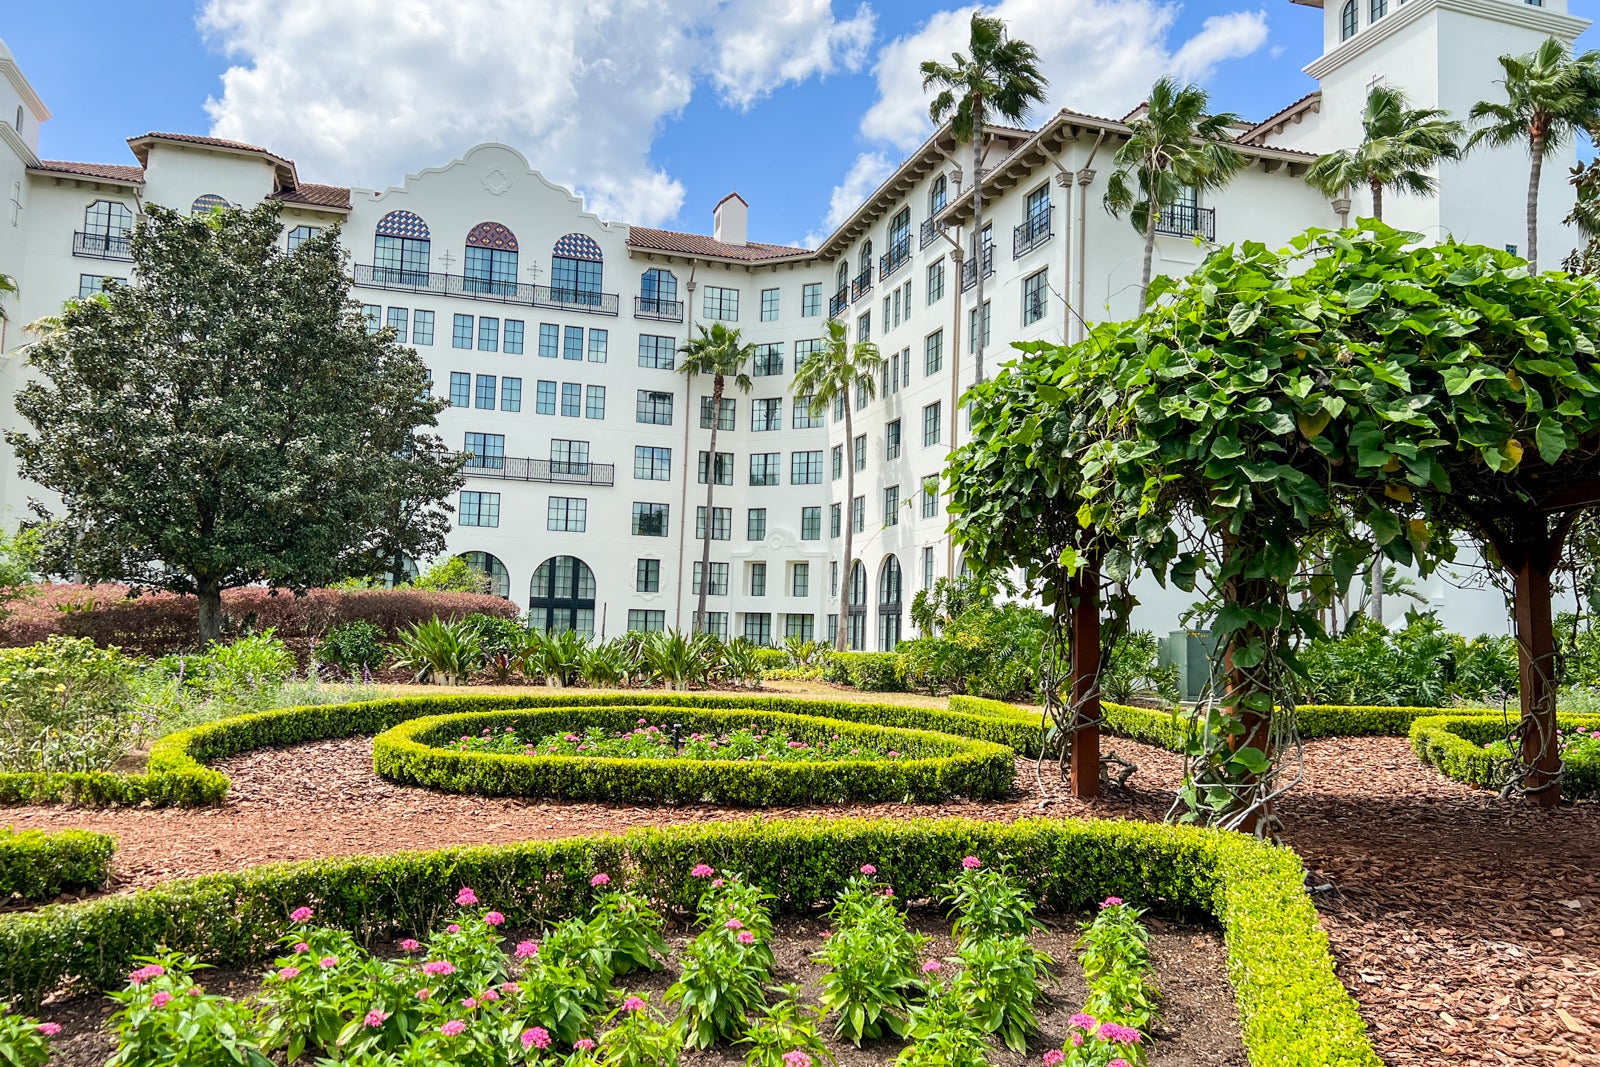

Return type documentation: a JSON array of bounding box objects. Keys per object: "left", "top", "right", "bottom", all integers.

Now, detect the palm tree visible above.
[
  {"left": 0, "top": 273, "right": 15, "bottom": 323},
  {"left": 791, "top": 318, "right": 884, "bottom": 650},
  {"left": 1467, "top": 36, "right": 1600, "bottom": 273},
  {"left": 1104, "top": 77, "right": 1246, "bottom": 306},
  {"left": 678, "top": 322, "right": 755, "bottom": 635},
  {"left": 1306, "top": 84, "right": 1465, "bottom": 223},
  {"left": 922, "top": 12, "right": 1046, "bottom": 384}
]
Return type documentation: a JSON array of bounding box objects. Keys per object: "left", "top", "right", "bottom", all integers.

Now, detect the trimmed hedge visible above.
[
  {"left": 1410, "top": 712, "right": 1600, "bottom": 799},
  {"left": 0, "top": 816, "right": 1379, "bottom": 1066},
  {"left": 373, "top": 707, "right": 1015, "bottom": 804},
  {"left": 823, "top": 651, "right": 909, "bottom": 691},
  {"left": 0, "top": 828, "right": 115, "bottom": 903}
]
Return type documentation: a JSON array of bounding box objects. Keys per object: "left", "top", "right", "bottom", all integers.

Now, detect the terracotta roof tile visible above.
[
  {"left": 132, "top": 131, "right": 277, "bottom": 156},
  {"left": 33, "top": 160, "right": 145, "bottom": 183},
  {"left": 626, "top": 226, "right": 812, "bottom": 262},
  {"left": 1237, "top": 91, "right": 1323, "bottom": 146},
  {"left": 269, "top": 183, "right": 352, "bottom": 210}
]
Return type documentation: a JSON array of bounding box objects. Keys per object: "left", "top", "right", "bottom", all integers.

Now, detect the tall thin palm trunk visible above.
[
  {"left": 1139, "top": 201, "right": 1157, "bottom": 305},
  {"left": 1527, "top": 131, "right": 1545, "bottom": 272},
  {"left": 838, "top": 396, "right": 856, "bottom": 651},
  {"left": 971, "top": 95, "right": 986, "bottom": 384},
  {"left": 1369, "top": 177, "right": 1384, "bottom": 223},
  {"left": 696, "top": 373, "right": 723, "bottom": 633}
]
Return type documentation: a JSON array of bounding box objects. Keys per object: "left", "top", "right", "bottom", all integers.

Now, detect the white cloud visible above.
[
  {"left": 804, "top": 150, "right": 893, "bottom": 246},
  {"left": 198, "top": 0, "right": 875, "bottom": 226}
]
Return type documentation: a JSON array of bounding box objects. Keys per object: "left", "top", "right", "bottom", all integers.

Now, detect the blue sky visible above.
[{"left": 3, "top": 1, "right": 1589, "bottom": 246}]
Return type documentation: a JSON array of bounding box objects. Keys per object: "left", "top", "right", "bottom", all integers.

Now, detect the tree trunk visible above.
[
  {"left": 1223, "top": 569, "right": 1275, "bottom": 835},
  {"left": 197, "top": 582, "right": 225, "bottom": 646},
  {"left": 696, "top": 374, "right": 722, "bottom": 635},
  {"left": 1527, "top": 132, "right": 1545, "bottom": 273},
  {"left": 837, "top": 395, "right": 856, "bottom": 651},
  {"left": 1369, "top": 554, "right": 1384, "bottom": 625},
  {"left": 1067, "top": 557, "right": 1102, "bottom": 799},
  {"left": 1139, "top": 203, "right": 1157, "bottom": 307},
  {"left": 1369, "top": 177, "right": 1384, "bottom": 224},
  {"left": 1511, "top": 533, "right": 1563, "bottom": 806},
  {"left": 972, "top": 95, "right": 987, "bottom": 384}
]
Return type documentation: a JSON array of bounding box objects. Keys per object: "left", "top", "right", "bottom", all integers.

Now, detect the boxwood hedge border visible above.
[
  {"left": 373, "top": 707, "right": 1015, "bottom": 805},
  {"left": 0, "top": 815, "right": 1379, "bottom": 1066},
  {"left": 1409, "top": 712, "right": 1600, "bottom": 798},
  {"left": 0, "top": 827, "right": 115, "bottom": 904}
]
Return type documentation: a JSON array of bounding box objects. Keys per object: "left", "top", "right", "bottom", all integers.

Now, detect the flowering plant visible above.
[
  {"left": 596, "top": 992, "right": 682, "bottom": 1067},
  {"left": 956, "top": 934, "right": 1054, "bottom": 1053},
  {"left": 1076, "top": 900, "right": 1157, "bottom": 1036},
  {"left": 814, "top": 876, "right": 928, "bottom": 1044},
  {"left": 105, "top": 953, "right": 270, "bottom": 1067},
  {"left": 736, "top": 983, "right": 834, "bottom": 1067},
  {"left": 941, "top": 859, "right": 1042, "bottom": 947},
  {"left": 892, "top": 977, "right": 989, "bottom": 1067},
  {"left": 0, "top": 1002, "right": 57, "bottom": 1067},
  {"left": 670, "top": 882, "right": 776, "bottom": 1048}
]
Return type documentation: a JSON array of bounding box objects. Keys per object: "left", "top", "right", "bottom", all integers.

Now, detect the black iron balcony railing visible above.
[
  {"left": 851, "top": 267, "right": 874, "bottom": 302},
  {"left": 919, "top": 216, "right": 946, "bottom": 250},
  {"left": 959, "top": 245, "right": 995, "bottom": 292},
  {"left": 634, "top": 295, "right": 684, "bottom": 322},
  {"left": 828, "top": 287, "right": 849, "bottom": 318},
  {"left": 1013, "top": 206, "right": 1053, "bottom": 258},
  {"left": 1154, "top": 203, "right": 1216, "bottom": 241},
  {"left": 464, "top": 456, "right": 616, "bottom": 486},
  {"left": 73, "top": 231, "right": 133, "bottom": 261},
  {"left": 354, "top": 264, "right": 620, "bottom": 316},
  {"left": 878, "top": 236, "right": 912, "bottom": 281}
]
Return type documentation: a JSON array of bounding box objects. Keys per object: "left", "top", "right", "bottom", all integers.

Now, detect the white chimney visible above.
[{"left": 713, "top": 192, "right": 748, "bottom": 245}]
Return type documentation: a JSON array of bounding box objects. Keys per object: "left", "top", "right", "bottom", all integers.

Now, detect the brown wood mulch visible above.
[{"left": 6, "top": 736, "right": 1599, "bottom": 1066}]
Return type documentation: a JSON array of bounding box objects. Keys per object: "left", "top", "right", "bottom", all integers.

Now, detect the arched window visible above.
[
  {"left": 13, "top": 106, "right": 21, "bottom": 133},
  {"left": 374, "top": 210, "right": 431, "bottom": 285},
  {"left": 857, "top": 239, "right": 873, "bottom": 276},
  {"left": 82, "top": 200, "right": 134, "bottom": 256},
  {"left": 530, "top": 555, "right": 597, "bottom": 635},
  {"left": 381, "top": 555, "right": 420, "bottom": 588},
  {"left": 191, "top": 193, "right": 233, "bottom": 214},
  {"left": 1340, "top": 0, "right": 1358, "bottom": 39},
  {"left": 836, "top": 261, "right": 848, "bottom": 291},
  {"left": 847, "top": 560, "right": 868, "bottom": 651},
  {"left": 640, "top": 268, "right": 677, "bottom": 315},
  {"left": 464, "top": 222, "right": 519, "bottom": 296},
  {"left": 458, "top": 551, "right": 510, "bottom": 599},
  {"left": 929, "top": 174, "right": 947, "bottom": 215},
  {"left": 878, "top": 556, "right": 903, "bottom": 651},
  {"left": 287, "top": 225, "right": 320, "bottom": 252},
  {"left": 1370, "top": 0, "right": 1386, "bottom": 20},
  {"left": 552, "top": 233, "right": 604, "bottom": 307}
]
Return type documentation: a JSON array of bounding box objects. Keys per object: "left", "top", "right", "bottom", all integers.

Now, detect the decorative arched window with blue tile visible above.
[
  {"left": 552, "top": 233, "right": 604, "bottom": 307},
  {"left": 464, "top": 222, "right": 519, "bottom": 296},
  {"left": 191, "top": 193, "right": 234, "bottom": 214},
  {"left": 374, "top": 210, "right": 431, "bottom": 285}
]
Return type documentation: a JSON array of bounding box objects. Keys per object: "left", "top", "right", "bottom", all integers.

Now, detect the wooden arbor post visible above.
[{"left": 1067, "top": 554, "right": 1102, "bottom": 799}]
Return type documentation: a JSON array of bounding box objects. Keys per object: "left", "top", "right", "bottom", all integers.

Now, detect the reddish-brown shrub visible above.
[{"left": 0, "top": 584, "right": 518, "bottom": 656}]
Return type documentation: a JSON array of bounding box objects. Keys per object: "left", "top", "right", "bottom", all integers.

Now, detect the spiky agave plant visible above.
[{"left": 389, "top": 617, "right": 482, "bottom": 686}]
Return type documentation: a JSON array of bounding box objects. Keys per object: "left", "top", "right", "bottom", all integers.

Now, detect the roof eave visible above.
[{"left": 26, "top": 165, "right": 145, "bottom": 188}]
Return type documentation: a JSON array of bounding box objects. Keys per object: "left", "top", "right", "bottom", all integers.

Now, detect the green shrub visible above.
[
  {"left": 317, "top": 621, "right": 385, "bottom": 677},
  {"left": 389, "top": 617, "right": 482, "bottom": 686},
  {"left": 824, "top": 651, "right": 908, "bottom": 691},
  {"left": 1294, "top": 613, "right": 1517, "bottom": 707},
  {"left": 753, "top": 648, "right": 788, "bottom": 672},
  {"left": 0, "top": 827, "right": 114, "bottom": 902},
  {"left": 0, "top": 636, "right": 142, "bottom": 772},
  {"left": 1409, "top": 712, "right": 1600, "bottom": 798}
]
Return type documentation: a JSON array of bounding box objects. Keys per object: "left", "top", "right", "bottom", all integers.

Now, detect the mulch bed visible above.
[{"left": 6, "top": 734, "right": 1599, "bottom": 1065}]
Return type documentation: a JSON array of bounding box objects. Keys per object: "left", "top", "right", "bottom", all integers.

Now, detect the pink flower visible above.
[
  {"left": 522, "top": 1027, "right": 552, "bottom": 1050},
  {"left": 1069, "top": 1013, "right": 1098, "bottom": 1032},
  {"left": 481, "top": 987, "right": 501, "bottom": 1002},
  {"left": 1100, "top": 896, "right": 1124, "bottom": 909},
  {"left": 485, "top": 911, "right": 505, "bottom": 927},
  {"left": 922, "top": 960, "right": 942, "bottom": 973},
  {"left": 591, "top": 873, "right": 611, "bottom": 887},
  {"left": 500, "top": 982, "right": 521, "bottom": 995},
  {"left": 737, "top": 931, "right": 755, "bottom": 945},
  {"left": 860, "top": 864, "right": 877, "bottom": 875},
  {"left": 691, "top": 864, "right": 715, "bottom": 878},
  {"left": 187, "top": 987, "right": 201, "bottom": 997},
  {"left": 724, "top": 919, "right": 743, "bottom": 931},
  {"left": 456, "top": 887, "right": 479, "bottom": 906},
  {"left": 364, "top": 1010, "right": 389, "bottom": 1028},
  {"left": 423, "top": 960, "right": 457, "bottom": 977},
  {"left": 417, "top": 988, "right": 431, "bottom": 1001},
  {"left": 446, "top": 924, "right": 461, "bottom": 934},
  {"left": 293, "top": 942, "right": 310, "bottom": 954},
  {"left": 962, "top": 856, "right": 981, "bottom": 870},
  {"left": 128, "top": 964, "right": 165, "bottom": 985},
  {"left": 1042, "top": 1052, "right": 1064, "bottom": 1066},
  {"left": 1109, "top": 1061, "right": 1132, "bottom": 1067},
  {"left": 1070, "top": 1033, "right": 1083, "bottom": 1047},
  {"left": 711, "top": 878, "right": 726, "bottom": 888},
  {"left": 782, "top": 1052, "right": 812, "bottom": 1067},
  {"left": 622, "top": 996, "right": 647, "bottom": 1012},
  {"left": 462, "top": 997, "right": 478, "bottom": 1010},
  {"left": 319, "top": 956, "right": 338, "bottom": 969},
  {"left": 882, "top": 887, "right": 894, "bottom": 898},
  {"left": 887, "top": 751, "right": 900, "bottom": 758},
  {"left": 278, "top": 967, "right": 301, "bottom": 980},
  {"left": 1098, "top": 1023, "right": 1141, "bottom": 1045},
  {"left": 151, "top": 992, "right": 173, "bottom": 1009},
  {"left": 37, "top": 1023, "right": 61, "bottom": 1036},
  {"left": 399, "top": 938, "right": 421, "bottom": 952},
  {"left": 290, "top": 906, "right": 314, "bottom": 923},
  {"left": 441, "top": 1020, "right": 467, "bottom": 1037},
  {"left": 575, "top": 1039, "right": 596, "bottom": 1051},
  {"left": 515, "top": 941, "right": 539, "bottom": 959}
]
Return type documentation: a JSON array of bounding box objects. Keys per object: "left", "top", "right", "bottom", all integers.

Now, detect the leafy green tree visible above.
[
  {"left": 1305, "top": 84, "right": 1465, "bottom": 223},
  {"left": 921, "top": 12, "right": 1047, "bottom": 383},
  {"left": 791, "top": 318, "right": 883, "bottom": 650},
  {"left": 1104, "top": 76, "right": 1246, "bottom": 306},
  {"left": 410, "top": 555, "right": 493, "bottom": 595},
  {"left": 6, "top": 203, "right": 463, "bottom": 644},
  {"left": 0, "top": 272, "right": 15, "bottom": 321},
  {"left": 1467, "top": 36, "right": 1600, "bottom": 272},
  {"left": 678, "top": 322, "right": 755, "bottom": 635}
]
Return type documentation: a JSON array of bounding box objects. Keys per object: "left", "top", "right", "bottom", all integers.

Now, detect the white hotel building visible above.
[{"left": 0, "top": 0, "right": 1589, "bottom": 645}]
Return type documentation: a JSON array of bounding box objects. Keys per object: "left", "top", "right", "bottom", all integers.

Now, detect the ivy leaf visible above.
[
  {"left": 1227, "top": 302, "right": 1262, "bottom": 336},
  {"left": 1229, "top": 746, "right": 1272, "bottom": 775},
  {"left": 1536, "top": 418, "right": 1567, "bottom": 464}
]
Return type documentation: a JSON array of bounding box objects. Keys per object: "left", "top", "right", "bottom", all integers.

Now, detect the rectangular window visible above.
[
  {"left": 791, "top": 450, "right": 823, "bottom": 484},
  {"left": 831, "top": 561, "right": 839, "bottom": 597},
  {"left": 703, "top": 286, "right": 739, "bottom": 321},
  {"left": 412, "top": 310, "right": 435, "bottom": 346},
  {"left": 743, "top": 613, "right": 772, "bottom": 646},
  {"left": 827, "top": 614, "right": 839, "bottom": 643},
  {"left": 1023, "top": 269, "right": 1048, "bottom": 326},
  {"left": 636, "top": 559, "right": 661, "bottom": 593},
  {"left": 558, "top": 326, "right": 580, "bottom": 361},
  {"left": 539, "top": 323, "right": 560, "bottom": 358},
  {"left": 632, "top": 502, "right": 670, "bottom": 537},
  {"left": 551, "top": 439, "right": 589, "bottom": 474},
  {"left": 760, "top": 288, "right": 780, "bottom": 322},
  {"left": 792, "top": 393, "right": 824, "bottom": 429},
  {"left": 588, "top": 329, "right": 608, "bottom": 363},
  {"left": 792, "top": 562, "right": 810, "bottom": 597},
  {"left": 795, "top": 338, "right": 823, "bottom": 370},
  {"left": 536, "top": 380, "right": 557, "bottom": 415},
  {"left": 78, "top": 274, "right": 123, "bottom": 298},
  {"left": 460, "top": 490, "right": 501, "bottom": 527},
  {"left": 478, "top": 316, "right": 499, "bottom": 352},
  {"left": 464, "top": 432, "right": 506, "bottom": 469},
  {"left": 786, "top": 614, "right": 815, "bottom": 642},
  {"left": 453, "top": 314, "right": 473, "bottom": 349},
  {"left": 633, "top": 445, "right": 672, "bottom": 481},
  {"left": 969, "top": 302, "right": 991, "bottom": 352},
  {"left": 695, "top": 506, "right": 733, "bottom": 540},
  {"left": 748, "top": 508, "right": 767, "bottom": 540},
  {"left": 449, "top": 372, "right": 471, "bottom": 408},
  {"left": 501, "top": 377, "right": 522, "bottom": 412},
  {"left": 475, "top": 374, "right": 496, "bottom": 410},
  {"left": 627, "top": 609, "right": 666, "bottom": 633},
  {"left": 925, "top": 329, "right": 943, "bottom": 375},
  {"left": 856, "top": 375, "right": 869, "bottom": 411},
  {"left": 749, "top": 562, "right": 767, "bottom": 597},
  {"left": 691, "top": 562, "right": 729, "bottom": 597},
  {"left": 801, "top": 507, "right": 822, "bottom": 540},
  {"left": 636, "top": 390, "right": 674, "bottom": 425},
  {"left": 639, "top": 334, "right": 676, "bottom": 369},
  {"left": 927, "top": 259, "right": 945, "bottom": 304},
  {"left": 547, "top": 496, "right": 588, "bottom": 532},
  {"left": 922, "top": 546, "right": 935, "bottom": 590},
  {"left": 753, "top": 344, "right": 783, "bottom": 377},
  {"left": 923, "top": 402, "right": 941, "bottom": 446},
  {"left": 504, "top": 319, "right": 525, "bottom": 354},
  {"left": 834, "top": 394, "right": 846, "bottom": 423},
  {"left": 831, "top": 503, "right": 842, "bottom": 538},
  {"left": 801, "top": 282, "right": 822, "bottom": 317},
  {"left": 831, "top": 446, "right": 843, "bottom": 480},
  {"left": 749, "top": 452, "right": 781, "bottom": 486},
  {"left": 852, "top": 495, "right": 865, "bottom": 533},
  {"left": 883, "top": 485, "right": 899, "bottom": 527},
  {"left": 361, "top": 304, "right": 382, "bottom": 332},
  {"left": 585, "top": 385, "right": 606, "bottom": 420},
  {"left": 854, "top": 435, "right": 866, "bottom": 472},
  {"left": 921, "top": 477, "right": 939, "bottom": 518},
  {"left": 387, "top": 307, "right": 408, "bottom": 337},
  {"left": 697, "top": 451, "right": 734, "bottom": 486},
  {"left": 857, "top": 312, "right": 870, "bottom": 344},
  {"left": 886, "top": 419, "right": 902, "bottom": 460},
  {"left": 700, "top": 396, "right": 736, "bottom": 431},
  {"left": 561, "top": 382, "right": 581, "bottom": 417},
  {"left": 702, "top": 612, "right": 729, "bottom": 640},
  {"left": 752, "top": 398, "right": 782, "bottom": 431}
]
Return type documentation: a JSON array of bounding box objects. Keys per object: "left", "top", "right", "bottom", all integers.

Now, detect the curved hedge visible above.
[
  {"left": 0, "top": 816, "right": 1379, "bottom": 1066},
  {"left": 1410, "top": 712, "right": 1600, "bottom": 799},
  {"left": 373, "top": 707, "right": 1014, "bottom": 804},
  {"left": 1, "top": 828, "right": 115, "bottom": 903}
]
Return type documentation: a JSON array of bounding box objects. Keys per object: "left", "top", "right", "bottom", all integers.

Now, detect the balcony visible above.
[
  {"left": 353, "top": 264, "right": 620, "bottom": 316},
  {"left": 1154, "top": 203, "right": 1216, "bottom": 241},
  {"left": 634, "top": 295, "right": 684, "bottom": 322},
  {"left": 878, "top": 237, "right": 912, "bottom": 281},
  {"left": 1013, "top": 206, "right": 1053, "bottom": 258},
  {"left": 919, "top": 217, "right": 946, "bottom": 250},
  {"left": 828, "top": 287, "right": 849, "bottom": 318},
  {"left": 73, "top": 231, "right": 133, "bottom": 262},
  {"left": 851, "top": 267, "right": 874, "bottom": 302},
  {"left": 959, "top": 245, "right": 995, "bottom": 292},
  {"left": 464, "top": 456, "right": 616, "bottom": 486}
]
